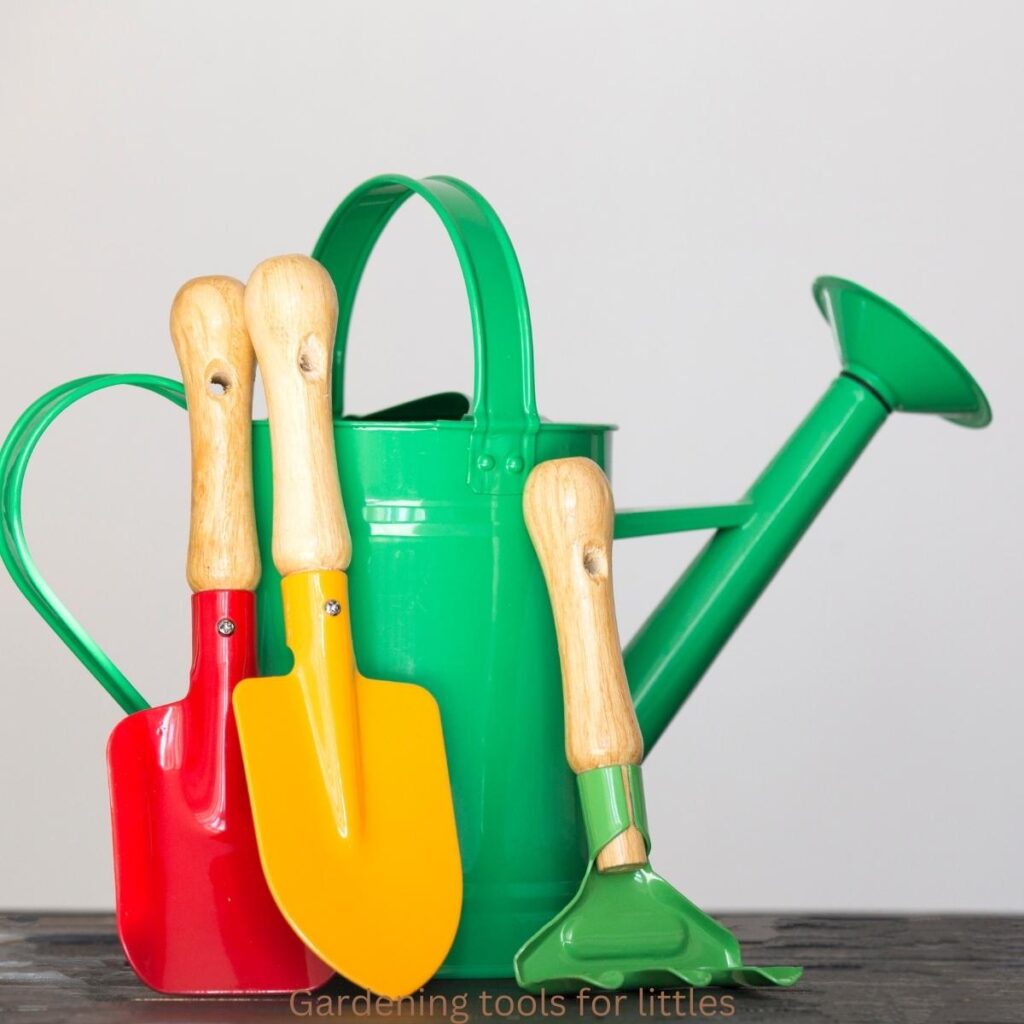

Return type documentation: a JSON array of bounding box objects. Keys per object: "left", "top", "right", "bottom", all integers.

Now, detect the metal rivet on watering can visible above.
[
  {"left": 324, "top": 600, "right": 341, "bottom": 617},
  {"left": 506, "top": 456, "right": 524, "bottom": 474},
  {"left": 477, "top": 454, "right": 495, "bottom": 471},
  {"left": 216, "top": 618, "right": 236, "bottom": 637}
]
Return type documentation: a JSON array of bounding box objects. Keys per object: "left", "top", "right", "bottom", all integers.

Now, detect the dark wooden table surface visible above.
[{"left": 1, "top": 913, "right": 1022, "bottom": 1024}]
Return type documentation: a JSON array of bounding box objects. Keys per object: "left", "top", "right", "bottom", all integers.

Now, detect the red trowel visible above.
[{"left": 106, "top": 276, "right": 332, "bottom": 993}]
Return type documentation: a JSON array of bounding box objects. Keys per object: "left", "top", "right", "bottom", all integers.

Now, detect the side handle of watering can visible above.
[
  {"left": 0, "top": 374, "right": 186, "bottom": 712},
  {"left": 623, "top": 277, "right": 992, "bottom": 752}
]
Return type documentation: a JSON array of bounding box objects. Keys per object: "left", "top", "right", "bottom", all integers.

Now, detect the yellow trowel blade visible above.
[{"left": 233, "top": 570, "right": 462, "bottom": 998}]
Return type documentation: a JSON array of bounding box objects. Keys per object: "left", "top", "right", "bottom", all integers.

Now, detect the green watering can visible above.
[{"left": 0, "top": 175, "right": 991, "bottom": 978}]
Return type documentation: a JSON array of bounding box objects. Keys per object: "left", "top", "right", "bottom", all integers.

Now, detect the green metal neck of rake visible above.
[
  {"left": 577, "top": 765, "right": 650, "bottom": 861},
  {"left": 625, "top": 277, "right": 991, "bottom": 751}
]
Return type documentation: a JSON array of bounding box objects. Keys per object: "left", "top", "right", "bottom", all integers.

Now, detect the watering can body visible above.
[{"left": 0, "top": 175, "right": 990, "bottom": 981}]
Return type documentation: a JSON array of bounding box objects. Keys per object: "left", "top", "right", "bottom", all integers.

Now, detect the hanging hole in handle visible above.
[
  {"left": 582, "top": 545, "right": 608, "bottom": 580},
  {"left": 207, "top": 374, "right": 231, "bottom": 397},
  {"left": 298, "top": 336, "right": 327, "bottom": 380},
  {"left": 206, "top": 360, "right": 235, "bottom": 398}
]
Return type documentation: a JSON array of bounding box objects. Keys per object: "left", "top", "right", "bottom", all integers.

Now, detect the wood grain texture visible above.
[
  {"left": 244, "top": 254, "right": 350, "bottom": 576},
  {"left": 170, "top": 276, "right": 260, "bottom": 592},
  {"left": 524, "top": 457, "right": 647, "bottom": 871},
  {"left": 4, "top": 913, "right": 1022, "bottom": 1023}
]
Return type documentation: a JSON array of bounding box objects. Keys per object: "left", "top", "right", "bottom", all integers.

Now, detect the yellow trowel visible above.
[{"left": 233, "top": 255, "right": 462, "bottom": 997}]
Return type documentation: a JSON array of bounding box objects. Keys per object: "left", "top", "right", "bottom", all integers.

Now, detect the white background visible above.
[{"left": 0, "top": 1, "right": 1020, "bottom": 912}]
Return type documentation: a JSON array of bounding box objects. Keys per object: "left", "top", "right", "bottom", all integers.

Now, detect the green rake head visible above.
[
  {"left": 514, "top": 766, "right": 802, "bottom": 993},
  {"left": 514, "top": 860, "right": 802, "bottom": 992}
]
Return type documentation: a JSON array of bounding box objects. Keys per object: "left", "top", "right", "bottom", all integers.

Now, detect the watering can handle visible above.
[
  {"left": 0, "top": 374, "right": 186, "bottom": 713},
  {"left": 313, "top": 174, "right": 540, "bottom": 494}
]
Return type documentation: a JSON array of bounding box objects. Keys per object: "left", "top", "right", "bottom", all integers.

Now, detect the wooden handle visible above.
[
  {"left": 244, "top": 254, "right": 350, "bottom": 576},
  {"left": 170, "top": 276, "right": 260, "bottom": 592},
  {"left": 523, "top": 457, "right": 647, "bottom": 871}
]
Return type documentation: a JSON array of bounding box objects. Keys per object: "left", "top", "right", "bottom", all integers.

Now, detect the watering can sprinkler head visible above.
[{"left": 814, "top": 276, "right": 991, "bottom": 427}]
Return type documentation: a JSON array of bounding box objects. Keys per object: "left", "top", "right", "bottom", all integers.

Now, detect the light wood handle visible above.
[
  {"left": 244, "top": 254, "right": 350, "bottom": 576},
  {"left": 170, "top": 276, "right": 260, "bottom": 592},
  {"left": 523, "top": 457, "right": 647, "bottom": 871}
]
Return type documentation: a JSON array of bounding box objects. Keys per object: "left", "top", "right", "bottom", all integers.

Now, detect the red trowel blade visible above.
[{"left": 107, "top": 590, "right": 332, "bottom": 994}]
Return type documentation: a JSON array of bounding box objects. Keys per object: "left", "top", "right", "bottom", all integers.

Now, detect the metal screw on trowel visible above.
[
  {"left": 324, "top": 600, "right": 341, "bottom": 617},
  {"left": 216, "top": 618, "right": 236, "bottom": 637}
]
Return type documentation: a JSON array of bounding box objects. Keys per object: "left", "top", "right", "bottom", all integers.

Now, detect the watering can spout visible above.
[{"left": 626, "top": 277, "right": 990, "bottom": 751}]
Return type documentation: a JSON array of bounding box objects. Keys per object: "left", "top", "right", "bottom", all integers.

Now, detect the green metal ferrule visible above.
[{"left": 576, "top": 764, "right": 650, "bottom": 862}]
